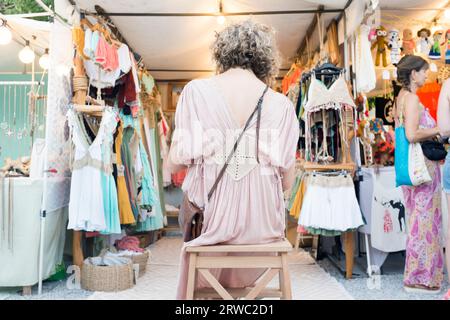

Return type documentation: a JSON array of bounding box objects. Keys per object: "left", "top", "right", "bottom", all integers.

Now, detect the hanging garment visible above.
[
  {"left": 355, "top": 25, "right": 377, "bottom": 93},
  {"left": 103, "top": 42, "right": 119, "bottom": 73},
  {"left": 121, "top": 118, "right": 140, "bottom": 220},
  {"left": 67, "top": 108, "right": 117, "bottom": 231},
  {"left": 136, "top": 141, "right": 163, "bottom": 231},
  {"left": 287, "top": 174, "right": 302, "bottom": 211},
  {"left": 327, "top": 21, "right": 340, "bottom": 65},
  {"left": 289, "top": 174, "right": 309, "bottom": 220},
  {"left": 374, "top": 97, "right": 395, "bottom": 126},
  {"left": 298, "top": 174, "right": 364, "bottom": 234},
  {"left": 100, "top": 110, "right": 121, "bottom": 235},
  {"left": 158, "top": 112, "right": 171, "bottom": 187},
  {"left": 370, "top": 177, "right": 407, "bottom": 252},
  {"left": 72, "top": 27, "right": 89, "bottom": 60},
  {"left": 84, "top": 58, "right": 121, "bottom": 89},
  {"left": 282, "top": 67, "right": 302, "bottom": 95},
  {"left": 401, "top": 107, "right": 444, "bottom": 289},
  {"left": 117, "top": 71, "right": 138, "bottom": 108},
  {"left": 303, "top": 76, "right": 356, "bottom": 113},
  {"left": 95, "top": 35, "right": 108, "bottom": 66},
  {"left": 30, "top": 139, "right": 46, "bottom": 179},
  {"left": 438, "top": 66, "right": 450, "bottom": 83},
  {"left": 172, "top": 78, "right": 300, "bottom": 299},
  {"left": 117, "top": 43, "right": 132, "bottom": 74},
  {"left": 136, "top": 127, "right": 165, "bottom": 232},
  {"left": 115, "top": 122, "right": 135, "bottom": 225},
  {"left": 417, "top": 82, "right": 441, "bottom": 121}
]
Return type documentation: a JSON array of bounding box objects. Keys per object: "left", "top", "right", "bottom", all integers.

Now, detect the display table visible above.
[
  {"left": 358, "top": 166, "right": 448, "bottom": 275},
  {"left": 0, "top": 177, "right": 69, "bottom": 290}
]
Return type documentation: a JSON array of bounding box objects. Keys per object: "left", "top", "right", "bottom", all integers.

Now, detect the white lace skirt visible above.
[{"left": 298, "top": 174, "right": 364, "bottom": 231}]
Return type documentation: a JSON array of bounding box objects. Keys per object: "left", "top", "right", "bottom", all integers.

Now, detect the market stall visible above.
[
  {"left": 0, "top": 15, "right": 72, "bottom": 294},
  {"left": 2, "top": 0, "right": 450, "bottom": 299}
]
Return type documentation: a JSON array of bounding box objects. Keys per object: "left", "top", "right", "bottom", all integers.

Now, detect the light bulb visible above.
[
  {"left": 19, "top": 41, "right": 35, "bottom": 64},
  {"left": 0, "top": 24, "right": 12, "bottom": 45},
  {"left": 445, "top": 9, "right": 450, "bottom": 20},
  {"left": 39, "top": 49, "right": 50, "bottom": 69},
  {"left": 217, "top": 15, "right": 225, "bottom": 25},
  {"left": 430, "top": 62, "right": 438, "bottom": 72}
]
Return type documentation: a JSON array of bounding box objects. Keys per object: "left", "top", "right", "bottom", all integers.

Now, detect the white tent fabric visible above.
[
  {"left": 71, "top": 0, "right": 450, "bottom": 80},
  {"left": 73, "top": 0, "right": 349, "bottom": 80}
]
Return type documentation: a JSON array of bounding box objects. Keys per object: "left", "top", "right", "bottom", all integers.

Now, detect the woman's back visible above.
[
  {"left": 172, "top": 19, "right": 300, "bottom": 299},
  {"left": 213, "top": 68, "right": 270, "bottom": 127}
]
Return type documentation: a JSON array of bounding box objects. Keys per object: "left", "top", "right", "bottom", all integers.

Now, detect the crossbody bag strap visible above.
[{"left": 207, "top": 85, "right": 269, "bottom": 201}]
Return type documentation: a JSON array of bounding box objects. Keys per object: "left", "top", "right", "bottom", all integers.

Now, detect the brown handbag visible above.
[{"left": 178, "top": 85, "right": 269, "bottom": 242}]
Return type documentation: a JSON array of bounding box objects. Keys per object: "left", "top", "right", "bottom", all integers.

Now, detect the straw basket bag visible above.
[{"left": 81, "top": 258, "right": 134, "bottom": 292}]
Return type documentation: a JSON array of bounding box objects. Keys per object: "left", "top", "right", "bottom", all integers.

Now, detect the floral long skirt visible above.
[{"left": 401, "top": 158, "right": 444, "bottom": 288}]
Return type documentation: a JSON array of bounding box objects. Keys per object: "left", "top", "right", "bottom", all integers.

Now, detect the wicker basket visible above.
[
  {"left": 122, "top": 250, "right": 150, "bottom": 277},
  {"left": 81, "top": 259, "right": 134, "bottom": 292}
]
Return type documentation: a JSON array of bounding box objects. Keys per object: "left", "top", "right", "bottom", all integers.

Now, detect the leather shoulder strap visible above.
[{"left": 207, "top": 85, "right": 269, "bottom": 201}]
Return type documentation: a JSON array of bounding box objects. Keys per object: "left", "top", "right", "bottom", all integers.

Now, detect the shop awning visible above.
[{"left": 69, "top": 0, "right": 449, "bottom": 80}]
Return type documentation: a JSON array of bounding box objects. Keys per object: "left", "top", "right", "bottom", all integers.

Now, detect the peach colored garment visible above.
[
  {"left": 171, "top": 78, "right": 300, "bottom": 299},
  {"left": 95, "top": 36, "right": 108, "bottom": 66}
]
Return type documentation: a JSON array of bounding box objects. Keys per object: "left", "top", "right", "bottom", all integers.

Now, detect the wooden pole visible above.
[{"left": 71, "top": 47, "right": 87, "bottom": 268}]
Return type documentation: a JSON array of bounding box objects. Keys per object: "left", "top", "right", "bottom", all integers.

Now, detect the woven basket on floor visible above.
[
  {"left": 81, "top": 259, "right": 134, "bottom": 292},
  {"left": 121, "top": 250, "right": 150, "bottom": 277}
]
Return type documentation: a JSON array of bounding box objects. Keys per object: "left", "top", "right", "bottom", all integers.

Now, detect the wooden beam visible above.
[
  {"left": 82, "top": 9, "right": 344, "bottom": 17},
  {"left": 296, "top": 5, "right": 324, "bottom": 61}
]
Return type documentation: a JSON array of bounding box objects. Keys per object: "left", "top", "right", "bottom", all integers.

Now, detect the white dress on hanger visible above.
[
  {"left": 67, "top": 108, "right": 117, "bottom": 231},
  {"left": 355, "top": 24, "right": 376, "bottom": 93}
]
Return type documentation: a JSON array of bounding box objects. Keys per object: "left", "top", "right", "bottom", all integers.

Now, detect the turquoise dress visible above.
[
  {"left": 100, "top": 108, "right": 121, "bottom": 234},
  {"left": 136, "top": 131, "right": 164, "bottom": 232},
  {"left": 120, "top": 112, "right": 163, "bottom": 231}
]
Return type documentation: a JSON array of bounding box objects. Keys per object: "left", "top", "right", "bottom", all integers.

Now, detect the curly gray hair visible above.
[{"left": 212, "top": 20, "right": 280, "bottom": 84}]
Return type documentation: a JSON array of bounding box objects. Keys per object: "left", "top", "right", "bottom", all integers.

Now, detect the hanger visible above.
[
  {"left": 312, "top": 169, "right": 348, "bottom": 178},
  {"left": 80, "top": 17, "right": 94, "bottom": 30}
]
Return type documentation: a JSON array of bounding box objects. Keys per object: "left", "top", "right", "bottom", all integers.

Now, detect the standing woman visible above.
[
  {"left": 395, "top": 55, "right": 444, "bottom": 293},
  {"left": 437, "top": 78, "right": 450, "bottom": 299}
]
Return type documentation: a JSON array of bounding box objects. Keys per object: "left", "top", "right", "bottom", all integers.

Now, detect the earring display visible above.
[{"left": 1, "top": 86, "right": 7, "bottom": 131}]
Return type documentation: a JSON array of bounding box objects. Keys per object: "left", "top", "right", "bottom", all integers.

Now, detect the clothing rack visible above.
[{"left": 296, "top": 65, "right": 359, "bottom": 278}]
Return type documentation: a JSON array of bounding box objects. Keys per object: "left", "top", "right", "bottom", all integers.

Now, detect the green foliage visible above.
[{"left": 0, "top": 0, "right": 54, "bottom": 21}]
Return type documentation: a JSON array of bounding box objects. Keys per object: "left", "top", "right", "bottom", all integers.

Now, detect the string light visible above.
[
  {"left": 19, "top": 40, "right": 35, "bottom": 64},
  {"left": 0, "top": 19, "right": 12, "bottom": 45},
  {"left": 39, "top": 48, "right": 50, "bottom": 69}
]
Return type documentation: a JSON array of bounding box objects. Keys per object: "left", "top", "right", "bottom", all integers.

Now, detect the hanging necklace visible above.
[
  {"left": 12, "top": 85, "right": 17, "bottom": 130},
  {"left": 5, "top": 85, "right": 13, "bottom": 137},
  {"left": 17, "top": 86, "right": 24, "bottom": 140},
  {"left": 0, "top": 86, "right": 7, "bottom": 131},
  {"left": 22, "top": 85, "right": 28, "bottom": 137},
  {"left": 38, "top": 94, "right": 46, "bottom": 133}
]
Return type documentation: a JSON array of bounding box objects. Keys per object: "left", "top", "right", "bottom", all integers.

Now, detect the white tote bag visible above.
[
  {"left": 371, "top": 180, "right": 407, "bottom": 253},
  {"left": 408, "top": 142, "right": 432, "bottom": 186}
]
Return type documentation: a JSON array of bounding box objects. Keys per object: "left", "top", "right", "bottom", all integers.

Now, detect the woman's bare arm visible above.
[
  {"left": 403, "top": 94, "right": 439, "bottom": 143},
  {"left": 438, "top": 79, "right": 450, "bottom": 137},
  {"left": 281, "top": 164, "right": 296, "bottom": 191}
]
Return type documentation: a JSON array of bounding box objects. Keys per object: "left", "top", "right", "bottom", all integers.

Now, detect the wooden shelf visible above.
[{"left": 300, "top": 162, "right": 356, "bottom": 174}]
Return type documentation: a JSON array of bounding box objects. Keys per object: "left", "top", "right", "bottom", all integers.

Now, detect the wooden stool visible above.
[{"left": 186, "top": 239, "right": 292, "bottom": 300}]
